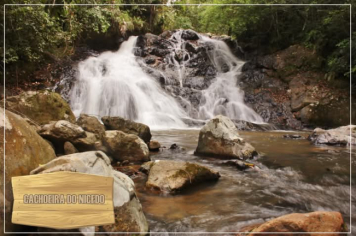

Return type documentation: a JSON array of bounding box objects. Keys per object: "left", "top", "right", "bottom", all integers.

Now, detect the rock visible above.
[
  {"left": 5, "top": 90, "right": 75, "bottom": 125},
  {"left": 223, "top": 160, "right": 259, "bottom": 171},
  {"left": 102, "top": 116, "right": 152, "bottom": 143},
  {"left": 0, "top": 108, "right": 56, "bottom": 233},
  {"left": 169, "top": 143, "right": 186, "bottom": 152},
  {"left": 232, "top": 119, "right": 276, "bottom": 131},
  {"left": 76, "top": 114, "right": 105, "bottom": 138},
  {"left": 308, "top": 125, "right": 356, "bottom": 146},
  {"left": 148, "top": 140, "right": 161, "bottom": 151},
  {"left": 144, "top": 160, "right": 220, "bottom": 193},
  {"left": 63, "top": 141, "right": 78, "bottom": 155},
  {"left": 248, "top": 211, "right": 346, "bottom": 235},
  {"left": 72, "top": 131, "right": 99, "bottom": 152},
  {"left": 195, "top": 115, "right": 258, "bottom": 160},
  {"left": 180, "top": 29, "right": 200, "bottom": 40},
  {"left": 139, "top": 161, "right": 154, "bottom": 175},
  {"left": 283, "top": 134, "right": 304, "bottom": 139},
  {"left": 39, "top": 120, "right": 86, "bottom": 142},
  {"left": 102, "top": 130, "right": 150, "bottom": 163},
  {"left": 30, "top": 151, "right": 149, "bottom": 234}
]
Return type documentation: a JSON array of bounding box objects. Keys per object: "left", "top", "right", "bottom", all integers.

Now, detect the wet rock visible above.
[
  {"left": 195, "top": 115, "right": 258, "bottom": 160},
  {"left": 139, "top": 161, "right": 154, "bottom": 175},
  {"left": 223, "top": 160, "right": 259, "bottom": 171},
  {"left": 0, "top": 108, "right": 56, "bottom": 233},
  {"left": 76, "top": 114, "right": 105, "bottom": 138},
  {"left": 248, "top": 211, "right": 346, "bottom": 235},
  {"left": 168, "top": 143, "right": 186, "bottom": 152},
  {"left": 180, "top": 29, "right": 200, "bottom": 40},
  {"left": 144, "top": 160, "right": 220, "bottom": 193},
  {"left": 30, "top": 151, "right": 149, "bottom": 234},
  {"left": 63, "top": 141, "right": 78, "bottom": 155},
  {"left": 5, "top": 90, "right": 75, "bottom": 125},
  {"left": 148, "top": 140, "right": 161, "bottom": 151},
  {"left": 308, "top": 125, "right": 356, "bottom": 146},
  {"left": 102, "top": 130, "right": 150, "bottom": 163},
  {"left": 283, "top": 134, "right": 304, "bottom": 139},
  {"left": 102, "top": 116, "right": 152, "bottom": 143}
]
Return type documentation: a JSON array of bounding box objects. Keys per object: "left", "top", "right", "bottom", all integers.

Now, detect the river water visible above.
[{"left": 132, "top": 129, "right": 355, "bottom": 233}]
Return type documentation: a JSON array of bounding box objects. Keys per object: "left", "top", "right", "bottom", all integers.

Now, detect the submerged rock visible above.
[
  {"left": 102, "top": 116, "right": 152, "bottom": 143},
  {"left": 76, "top": 114, "right": 105, "bottom": 138},
  {"left": 283, "top": 134, "right": 304, "bottom": 139},
  {"left": 308, "top": 125, "right": 356, "bottom": 146},
  {"left": 5, "top": 90, "right": 75, "bottom": 125},
  {"left": 195, "top": 115, "right": 258, "bottom": 160},
  {"left": 102, "top": 130, "right": 150, "bottom": 163},
  {"left": 0, "top": 108, "right": 56, "bottom": 233},
  {"left": 144, "top": 160, "right": 220, "bottom": 193},
  {"left": 246, "top": 211, "right": 346, "bottom": 235},
  {"left": 223, "top": 160, "right": 259, "bottom": 171},
  {"left": 30, "top": 151, "right": 149, "bottom": 234}
]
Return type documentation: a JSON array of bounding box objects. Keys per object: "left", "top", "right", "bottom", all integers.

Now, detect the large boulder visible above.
[
  {"left": 76, "top": 114, "right": 105, "bottom": 138},
  {"left": 39, "top": 120, "right": 86, "bottom": 142},
  {"left": 308, "top": 125, "right": 356, "bottom": 146},
  {"left": 30, "top": 151, "right": 149, "bottom": 234},
  {"left": 0, "top": 108, "right": 56, "bottom": 233},
  {"left": 102, "top": 116, "right": 152, "bottom": 143},
  {"left": 247, "top": 211, "right": 346, "bottom": 235},
  {"left": 102, "top": 130, "right": 150, "bottom": 163},
  {"left": 195, "top": 115, "right": 257, "bottom": 159},
  {"left": 143, "top": 160, "right": 220, "bottom": 193},
  {"left": 5, "top": 90, "right": 75, "bottom": 125}
]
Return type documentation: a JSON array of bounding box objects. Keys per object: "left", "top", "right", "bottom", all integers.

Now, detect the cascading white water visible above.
[
  {"left": 197, "top": 36, "right": 264, "bottom": 123},
  {"left": 167, "top": 31, "right": 264, "bottom": 124},
  {"left": 67, "top": 31, "right": 264, "bottom": 129},
  {"left": 69, "top": 36, "right": 187, "bottom": 129}
]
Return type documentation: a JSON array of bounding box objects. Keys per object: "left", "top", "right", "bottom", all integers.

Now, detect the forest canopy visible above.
[{"left": 0, "top": 0, "right": 354, "bottom": 86}]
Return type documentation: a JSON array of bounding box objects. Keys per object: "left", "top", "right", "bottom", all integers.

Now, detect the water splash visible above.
[{"left": 68, "top": 36, "right": 187, "bottom": 129}]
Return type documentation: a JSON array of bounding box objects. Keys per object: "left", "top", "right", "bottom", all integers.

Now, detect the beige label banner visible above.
[{"left": 11, "top": 171, "right": 115, "bottom": 229}]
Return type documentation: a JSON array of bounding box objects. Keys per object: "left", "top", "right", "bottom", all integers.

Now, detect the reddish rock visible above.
[{"left": 247, "top": 211, "right": 346, "bottom": 236}]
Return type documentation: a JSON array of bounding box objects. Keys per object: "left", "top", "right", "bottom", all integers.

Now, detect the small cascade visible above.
[
  {"left": 197, "top": 36, "right": 264, "bottom": 123},
  {"left": 68, "top": 37, "right": 187, "bottom": 129},
  {"left": 167, "top": 31, "right": 264, "bottom": 123}
]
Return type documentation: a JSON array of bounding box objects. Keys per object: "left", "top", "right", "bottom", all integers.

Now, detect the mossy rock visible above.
[
  {"left": 5, "top": 90, "right": 75, "bottom": 125},
  {"left": 0, "top": 108, "right": 56, "bottom": 233}
]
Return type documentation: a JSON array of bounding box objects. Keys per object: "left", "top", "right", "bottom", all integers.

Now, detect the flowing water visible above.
[
  {"left": 133, "top": 130, "right": 355, "bottom": 233},
  {"left": 68, "top": 37, "right": 186, "bottom": 129},
  {"left": 63, "top": 32, "right": 354, "bottom": 233},
  {"left": 67, "top": 30, "right": 263, "bottom": 128}
]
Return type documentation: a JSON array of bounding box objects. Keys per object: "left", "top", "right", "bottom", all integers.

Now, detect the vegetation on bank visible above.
[{"left": 0, "top": 0, "right": 354, "bottom": 90}]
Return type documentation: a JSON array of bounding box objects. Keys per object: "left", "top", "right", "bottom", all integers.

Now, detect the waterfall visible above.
[
  {"left": 68, "top": 36, "right": 187, "bottom": 129},
  {"left": 167, "top": 31, "right": 264, "bottom": 124},
  {"left": 66, "top": 31, "right": 264, "bottom": 129},
  {"left": 197, "top": 36, "right": 264, "bottom": 123}
]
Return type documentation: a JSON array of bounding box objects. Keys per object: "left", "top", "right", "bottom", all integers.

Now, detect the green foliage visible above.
[{"left": 1, "top": 0, "right": 354, "bottom": 86}]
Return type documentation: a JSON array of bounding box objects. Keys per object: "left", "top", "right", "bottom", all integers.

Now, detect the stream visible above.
[{"left": 132, "top": 129, "right": 355, "bottom": 233}]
